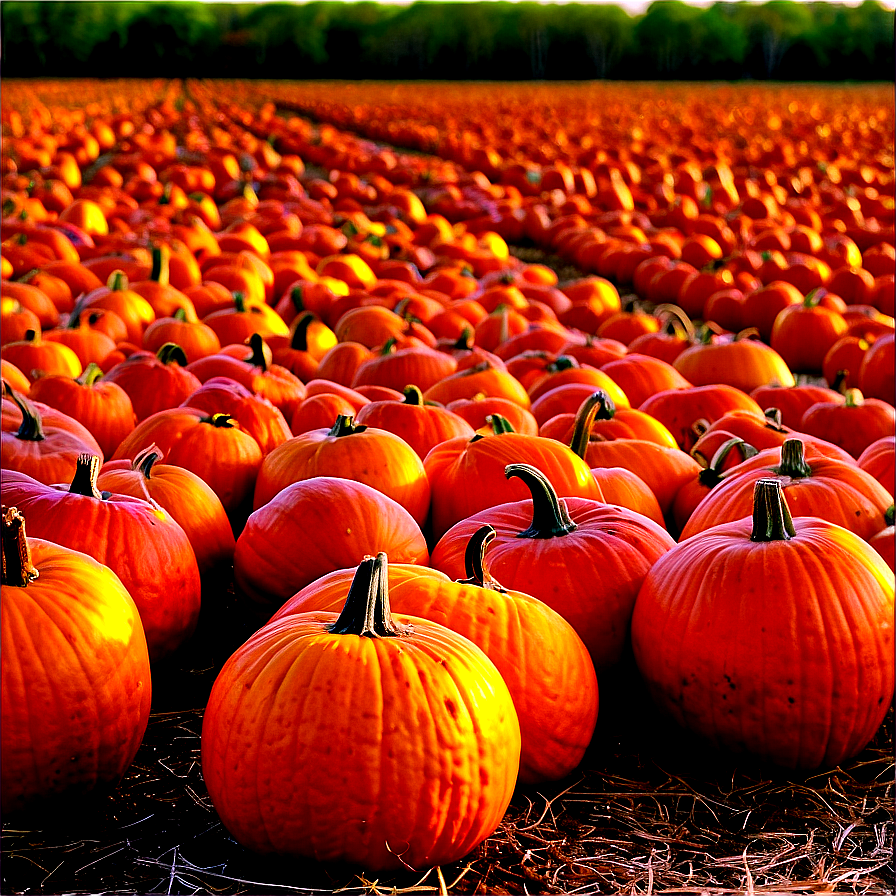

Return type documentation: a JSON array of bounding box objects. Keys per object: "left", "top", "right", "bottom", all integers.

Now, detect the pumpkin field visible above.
[{"left": 1, "top": 75, "right": 894, "bottom": 895}]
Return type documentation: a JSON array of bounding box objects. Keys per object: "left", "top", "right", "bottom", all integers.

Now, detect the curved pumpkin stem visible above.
[
  {"left": 69, "top": 453, "right": 107, "bottom": 499},
  {"left": 289, "top": 313, "right": 315, "bottom": 352},
  {"left": 654, "top": 304, "right": 696, "bottom": 341},
  {"left": 133, "top": 444, "right": 165, "bottom": 479},
  {"left": 156, "top": 342, "right": 189, "bottom": 367},
  {"left": 568, "top": 390, "right": 615, "bottom": 459},
  {"left": 697, "top": 437, "right": 759, "bottom": 488},
  {"left": 402, "top": 385, "right": 424, "bottom": 406},
  {"left": 7, "top": 388, "right": 45, "bottom": 442},
  {"left": 76, "top": 363, "right": 105, "bottom": 387},
  {"left": 328, "top": 553, "right": 408, "bottom": 638},
  {"left": 149, "top": 244, "right": 170, "bottom": 286},
  {"left": 1, "top": 505, "right": 39, "bottom": 587},
  {"left": 505, "top": 463, "right": 578, "bottom": 538},
  {"left": 456, "top": 525, "right": 507, "bottom": 592},
  {"left": 247, "top": 332, "right": 268, "bottom": 372},
  {"left": 751, "top": 478, "right": 796, "bottom": 542},
  {"left": 774, "top": 438, "right": 813, "bottom": 479},
  {"left": 205, "top": 413, "right": 237, "bottom": 429},
  {"left": 328, "top": 414, "right": 367, "bottom": 437}
]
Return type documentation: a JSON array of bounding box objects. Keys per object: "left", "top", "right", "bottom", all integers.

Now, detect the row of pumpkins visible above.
[{"left": 1, "top": 87, "right": 894, "bottom": 873}]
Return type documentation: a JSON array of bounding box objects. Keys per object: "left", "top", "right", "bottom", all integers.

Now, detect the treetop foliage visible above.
[{"left": 1, "top": 0, "right": 893, "bottom": 81}]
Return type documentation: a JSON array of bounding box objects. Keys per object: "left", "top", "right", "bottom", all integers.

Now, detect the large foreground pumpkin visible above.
[
  {"left": 1, "top": 506, "right": 152, "bottom": 814},
  {"left": 201, "top": 553, "right": 520, "bottom": 871},
  {"left": 631, "top": 479, "right": 895, "bottom": 769}
]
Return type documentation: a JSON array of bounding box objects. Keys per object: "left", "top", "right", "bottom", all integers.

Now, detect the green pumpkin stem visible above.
[
  {"left": 547, "top": 355, "right": 579, "bottom": 374},
  {"left": 505, "top": 463, "right": 578, "bottom": 538},
  {"left": 885, "top": 504, "right": 894, "bottom": 527},
  {"left": 774, "top": 438, "right": 813, "bottom": 478},
  {"left": 402, "top": 385, "right": 424, "bottom": 406},
  {"left": 69, "top": 454, "right": 105, "bottom": 499},
  {"left": 697, "top": 437, "right": 759, "bottom": 488},
  {"left": 8, "top": 388, "right": 45, "bottom": 442},
  {"left": 76, "top": 363, "right": 105, "bottom": 387},
  {"left": 844, "top": 388, "right": 864, "bottom": 408},
  {"left": 456, "top": 525, "right": 507, "bottom": 592},
  {"left": 453, "top": 328, "right": 473, "bottom": 351},
  {"left": 328, "top": 553, "right": 408, "bottom": 638},
  {"left": 149, "top": 245, "right": 169, "bottom": 284},
  {"left": 233, "top": 291, "right": 247, "bottom": 314},
  {"left": 173, "top": 307, "right": 188, "bottom": 323},
  {"left": 380, "top": 337, "right": 398, "bottom": 356},
  {"left": 289, "top": 313, "right": 315, "bottom": 352},
  {"left": 106, "top": 270, "right": 129, "bottom": 292},
  {"left": 247, "top": 332, "right": 268, "bottom": 371},
  {"left": 156, "top": 342, "right": 189, "bottom": 367},
  {"left": 328, "top": 414, "right": 367, "bottom": 437},
  {"left": 568, "top": 390, "right": 614, "bottom": 459},
  {"left": 1, "top": 506, "right": 39, "bottom": 587},
  {"left": 751, "top": 478, "right": 796, "bottom": 542}
]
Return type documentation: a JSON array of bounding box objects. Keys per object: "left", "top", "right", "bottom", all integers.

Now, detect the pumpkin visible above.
[
  {"left": 639, "top": 384, "right": 764, "bottom": 452},
  {"left": 181, "top": 377, "right": 292, "bottom": 456},
  {"left": 97, "top": 445, "right": 236, "bottom": 582},
  {"left": 680, "top": 438, "right": 893, "bottom": 542},
  {"left": 598, "top": 353, "right": 692, "bottom": 409},
  {"left": 749, "top": 382, "right": 843, "bottom": 430},
  {"left": 1, "top": 506, "right": 151, "bottom": 813},
  {"left": 800, "top": 388, "right": 896, "bottom": 460},
  {"left": 28, "top": 362, "right": 136, "bottom": 459},
  {"left": 102, "top": 343, "right": 202, "bottom": 422},
  {"left": 566, "top": 391, "right": 702, "bottom": 517},
  {"left": 2, "top": 387, "right": 103, "bottom": 482},
  {"left": 631, "top": 478, "right": 895, "bottom": 769},
  {"left": 431, "top": 463, "right": 675, "bottom": 671},
  {"left": 235, "top": 476, "right": 429, "bottom": 608},
  {"left": 201, "top": 552, "right": 520, "bottom": 870},
  {"left": 425, "top": 419, "right": 603, "bottom": 540},
  {"left": 857, "top": 436, "right": 895, "bottom": 498},
  {"left": 112, "top": 406, "right": 264, "bottom": 524},
  {"left": 354, "top": 384, "right": 475, "bottom": 460},
  {"left": 1, "top": 455, "right": 201, "bottom": 660},
  {"left": 275, "top": 525, "right": 598, "bottom": 784},
  {"left": 252, "top": 414, "right": 431, "bottom": 526}
]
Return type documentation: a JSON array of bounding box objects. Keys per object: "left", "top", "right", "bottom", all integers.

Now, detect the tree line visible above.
[{"left": 2, "top": 0, "right": 894, "bottom": 81}]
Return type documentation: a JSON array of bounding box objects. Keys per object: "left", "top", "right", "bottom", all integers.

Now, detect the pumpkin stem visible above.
[
  {"left": 402, "top": 385, "right": 424, "bottom": 406},
  {"left": 1, "top": 506, "right": 39, "bottom": 587},
  {"left": 156, "top": 342, "right": 189, "bottom": 367},
  {"left": 453, "top": 328, "right": 473, "bottom": 351},
  {"left": 328, "top": 414, "right": 367, "bottom": 437},
  {"left": 289, "top": 285, "right": 304, "bottom": 313},
  {"left": 774, "top": 438, "right": 813, "bottom": 479},
  {"left": 328, "top": 553, "right": 409, "bottom": 638},
  {"left": 750, "top": 478, "right": 796, "bottom": 542},
  {"left": 106, "top": 270, "right": 129, "bottom": 292},
  {"left": 247, "top": 332, "right": 268, "bottom": 372},
  {"left": 68, "top": 454, "right": 106, "bottom": 499},
  {"left": 206, "top": 413, "right": 236, "bottom": 429},
  {"left": 844, "top": 388, "right": 864, "bottom": 408},
  {"left": 133, "top": 444, "right": 164, "bottom": 479},
  {"left": 885, "top": 504, "right": 894, "bottom": 527},
  {"left": 696, "top": 437, "right": 759, "bottom": 488},
  {"left": 173, "top": 307, "right": 188, "bottom": 323},
  {"left": 547, "top": 355, "right": 579, "bottom": 374},
  {"left": 233, "top": 291, "right": 246, "bottom": 314},
  {"left": 505, "top": 463, "right": 578, "bottom": 538},
  {"left": 830, "top": 370, "right": 848, "bottom": 394},
  {"left": 762, "top": 407, "right": 785, "bottom": 430},
  {"left": 8, "top": 388, "right": 45, "bottom": 442},
  {"left": 568, "top": 390, "right": 614, "bottom": 459},
  {"left": 289, "top": 313, "right": 315, "bottom": 352},
  {"left": 456, "top": 525, "right": 507, "bottom": 592},
  {"left": 380, "top": 337, "right": 397, "bottom": 356},
  {"left": 76, "top": 363, "right": 105, "bottom": 387},
  {"left": 486, "top": 414, "right": 515, "bottom": 434},
  {"left": 149, "top": 245, "right": 170, "bottom": 285},
  {"left": 654, "top": 304, "right": 696, "bottom": 341}
]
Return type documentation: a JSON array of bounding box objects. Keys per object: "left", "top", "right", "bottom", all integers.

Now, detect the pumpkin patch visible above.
[{"left": 1, "top": 73, "right": 893, "bottom": 893}]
